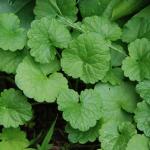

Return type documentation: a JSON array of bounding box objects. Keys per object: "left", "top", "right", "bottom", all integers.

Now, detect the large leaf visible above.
[
  {"left": 28, "top": 17, "right": 71, "bottom": 64},
  {"left": 61, "top": 33, "right": 110, "bottom": 84},
  {"left": 95, "top": 82, "right": 139, "bottom": 123},
  {"left": 34, "top": 0, "right": 77, "bottom": 21},
  {"left": 122, "top": 38, "right": 150, "bottom": 81},
  {"left": 81, "top": 16, "right": 122, "bottom": 41},
  {"left": 0, "top": 49, "right": 26, "bottom": 74},
  {"left": 57, "top": 89, "right": 102, "bottom": 131},
  {"left": 0, "top": 13, "right": 26, "bottom": 51},
  {"left": 15, "top": 56, "right": 68, "bottom": 102},
  {"left": 0, "top": 88, "right": 32, "bottom": 128},
  {"left": 99, "top": 121, "right": 137, "bottom": 150},
  {"left": 0, "top": 128, "right": 33, "bottom": 150},
  {"left": 126, "top": 134, "right": 150, "bottom": 150}
]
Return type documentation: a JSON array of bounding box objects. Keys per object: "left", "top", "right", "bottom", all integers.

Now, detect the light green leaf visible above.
[
  {"left": 79, "top": 0, "right": 110, "bottom": 17},
  {"left": 34, "top": 0, "right": 77, "bottom": 21},
  {"left": 99, "top": 121, "right": 137, "bottom": 150},
  {"left": 0, "top": 49, "right": 26, "bottom": 74},
  {"left": 95, "top": 82, "right": 139, "bottom": 123},
  {"left": 126, "top": 134, "right": 150, "bottom": 150},
  {"left": 81, "top": 16, "right": 122, "bottom": 41},
  {"left": 0, "top": 13, "right": 26, "bottom": 51},
  {"left": 66, "top": 121, "right": 101, "bottom": 144},
  {"left": 57, "top": 89, "right": 102, "bottom": 131},
  {"left": 61, "top": 33, "right": 110, "bottom": 84},
  {"left": 136, "top": 80, "right": 150, "bottom": 104},
  {"left": 122, "top": 17, "right": 150, "bottom": 43},
  {"left": 134, "top": 101, "right": 150, "bottom": 137},
  {"left": 0, "top": 128, "right": 32, "bottom": 150},
  {"left": 0, "top": 88, "right": 32, "bottom": 128},
  {"left": 122, "top": 38, "right": 150, "bottom": 81},
  {"left": 15, "top": 56, "right": 68, "bottom": 102},
  {"left": 102, "top": 67, "right": 124, "bottom": 85},
  {"left": 28, "top": 17, "right": 71, "bottom": 64}
]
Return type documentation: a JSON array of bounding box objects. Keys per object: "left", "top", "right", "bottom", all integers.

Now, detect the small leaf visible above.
[{"left": 66, "top": 121, "right": 101, "bottom": 144}]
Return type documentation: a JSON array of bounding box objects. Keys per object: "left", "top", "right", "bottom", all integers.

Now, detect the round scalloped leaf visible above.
[
  {"left": 99, "top": 121, "right": 137, "bottom": 150},
  {"left": 61, "top": 33, "right": 110, "bottom": 84},
  {"left": 95, "top": 82, "right": 139, "bottom": 123},
  {"left": 0, "top": 13, "right": 26, "bottom": 51},
  {"left": 81, "top": 16, "right": 122, "bottom": 41},
  {"left": 0, "top": 89, "right": 32, "bottom": 128},
  {"left": 0, "top": 49, "right": 26, "bottom": 74},
  {"left": 28, "top": 17, "right": 71, "bottom": 64},
  {"left": 15, "top": 56, "right": 68, "bottom": 102},
  {"left": 0, "top": 128, "right": 32, "bottom": 150},
  {"left": 126, "top": 134, "right": 150, "bottom": 150},
  {"left": 57, "top": 89, "right": 102, "bottom": 131},
  {"left": 122, "top": 38, "right": 150, "bottom": 81},
  {"left": 79, "top": 0, "right": 110, "bottom": 17},
  {"left": 102, "top": 67, "right": 124, "bottom": 85},
  {"left": 66, "top": 121, "right": 101, "bottom": 144},
  {"left": 34, "top": 0, "right": 77, "bottom": 21},
  {"left": 136, "top": 80, "right": 150, "bottom": 104},
  {"left": 134, "top": 101, "right": 150, "bottom": 137},
  {"left": 122, "top": 17, "right": 150, "bottom": 43}
]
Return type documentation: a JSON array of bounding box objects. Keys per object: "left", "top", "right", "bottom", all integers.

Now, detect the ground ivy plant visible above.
[{"left": 0, "top": 0, "right": 150, "bottom": 149}]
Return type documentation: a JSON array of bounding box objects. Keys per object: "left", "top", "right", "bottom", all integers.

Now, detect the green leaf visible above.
[
  {"left": 81, "top": 16, "right": 122, "bottom": 41},
  {"left": 61, "top": 33, "right": 110, "bottom": 84},
  {"left": 79, "top": 0, "right": 110, "bottom": 17},
  {"left": 137, "top": 80, "right": 150, "bottom": 104},
  {"left": 34, "top": 0, "right": 77, "bottom": 21},
  {"left": 0, "top": 128, "right": 32, "bottom": 150},
  {"left": 122, "top": 17, "right": 150, "bottom": 43},
  {"left": 99, "top": 121, "right": 137, "bottom": 150},
  {"left": 126, "top": 134, "right": 150, "bottom": 150},
  {"left": 0, "top": 13, "right": 26, "bottom": 51},
  {"left": 122, "top": 38, "right": 150, "bottom": 81},
  {"left": 57, "top": 89, "right": 102, "bottom": 131},
  {"left": 0, "top": 88, "right": 32, "bottom": 128},
  {"left": 0, "top": 48, "right": 26, "bottom": 74},
  {"left": 102, "top": 67, "right": 124, "bottom": 85},
  {"left": 28, "top": 17, "right": 71, "bottom": 64},
  {"left": 15, "top": 56, "right": 68, "bottom": 102},
  {"left": 66, "top": 121, "right": 101, "bottom": 144},
  {"left": 111, "top": 0, "right": 148, "bottom": 20},
  {"left": 95, "top": 82, "right": 139, "bottom": 123},
  {"left": 134, "top": 101, "right": 150, "bottom": 137},
  {"left": 0, "top": 0, "right": 34, "bottom": 28},
  {"left": 110, "top": 44, "right": 126, "bottom": 67},
  {"left": 38, "top": 119, "right": 56, "bottom": 150}
]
